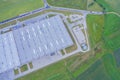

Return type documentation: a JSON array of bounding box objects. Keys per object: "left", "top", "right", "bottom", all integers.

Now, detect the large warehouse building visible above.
[{"left": 0, "top": 15, "right": 73, "bottom": 75}]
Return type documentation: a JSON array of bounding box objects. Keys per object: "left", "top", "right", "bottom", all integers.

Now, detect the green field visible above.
[
  {"left": 102, "top": 53, "right": 120, "bottom": 80},
  {"left": 114, "top": 49, "right": 120, "bottom": 67},
  {"left": 76, "top": 53, "right": 120, "bottom": 80},
  {"left": 83, "top": 10, "right": 120, "bottom": 79},
  {"left": 87, "top": 0, "right": 103, "bottom": 12},
  {"left": 95, "top": 0, "right": 120, "bottom": 14},
  {"left": 47, "top": 0, "right": 87, "bottom": 10},
  {"left": 76, "top": 59, "right": 111, "bottom": 80},
  {"left": 87, "top": 0, "right": 120, "bottom": 13},
  {"left": 87, "top": 13, "right": 120, "bottom": 51},
  {"left": 0, "top": 0, "right": 44, "bottom": 22},
  {"left": 86, "top": 14, "right": 104, "bottom": 47},
  {"left": 103, "top": 14, "right": 120, "bottom": 51},
  {"left": 73, "top": 51, "right": 105, "bottom": 77}
]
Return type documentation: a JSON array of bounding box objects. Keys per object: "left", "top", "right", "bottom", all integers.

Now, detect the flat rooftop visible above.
[
  {"left": 0, "top": 15, "right": 73, "bottom": 74},
  {"left": 0, "top": 31, "right": 20, "bottom": 73},
  {"left": 0, "top": 70, "right": 14, "bottom": 80}
]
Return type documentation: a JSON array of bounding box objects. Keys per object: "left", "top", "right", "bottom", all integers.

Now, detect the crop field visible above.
[
  {"left": 114, "top": 49, "right": 120, "bottom": 67},
  {"left": 76, "top": 60, "right": 111, "bottom": 80},
  {"left": 73, "top": 49, "right": 107, "bottom": 77},
  {"left": 87, "top": 0, "right": 103, "bottom": 12},
  {"left": 103, "top": 14, "right": 120, "bottom": 50},
  {"left": 86, "top": 14, "right": 104, "bottom": 47},
  {"left": 103, "top": 14, "right": 120, "bottom": 36},
  {"left": 105, "top": 0, "right": 120, "bottom": 13},
  {"left": 0, "top": 0, "right": 44, "bottom": 22},
  {"left": 64, "top": 22, "right": 77, "bottom": 53},
  {"left": 102, "top": 53, "right": 120, "bottom": 80},
  {"left": 47, "top": 0, "right": 87, "bottom": 10},
  {"left": 95, "top": 0, "right": 120, "bottom": 14},
  {"left": 76, "top": 53, "right": 120, "bottom": 80}
]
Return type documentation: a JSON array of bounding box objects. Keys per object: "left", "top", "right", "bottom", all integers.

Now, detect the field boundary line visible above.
[{"left": 106, "top": 12, "right": 120, "bottom": 17}]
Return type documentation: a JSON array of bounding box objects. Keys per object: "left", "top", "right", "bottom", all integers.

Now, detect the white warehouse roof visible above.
[{"left": 0, "top": 15, "right": 73, "bottom": 73}]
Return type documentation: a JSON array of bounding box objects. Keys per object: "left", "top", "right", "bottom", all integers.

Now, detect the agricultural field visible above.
[
  {"left": 76, "top": 53, "right": 120, "bottom": 80},
  {"left": 103, "top": 14, "right": 120, "bottom": 51},
  {"left": 95, "top": 0, "right": 120, "bottom": 14},
  {"left": 86, "top": 14, "right": 104, "bottom": 47},
  {"left": 102, "top": 53, "right": 120, "bottom": 80},
  {"left": 76, "top": 59, "right": 111, "bottom": 80},
  {"left": 0, "top": 0, "right": 44, "bottom": 22},
  {"left": 87, "top": 0, "right": 103, "bottom": 12},
  {"left": 47, "top": 0, "right": 87, "bottom": 10},
  {"left": 72, "top": 50, "right": 105, "bottom": 77},
  {"left": 86, "top": 13, "right": 120, "bottom": 51},
  {"left": 114, "top": 49, "right": 120, "bottom": 68},
  {"left": 82, "top": 7, "right": 120, "bottom": 79},
  {"left": 87, "top": 0, "right": 120, "bottom": 13}
]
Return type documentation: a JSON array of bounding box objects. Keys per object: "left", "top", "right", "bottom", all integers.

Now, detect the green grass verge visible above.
[
  {"left": 64, "top": 21, "right": 77, "bottom": 53},
  {"left": 0, "top": 20, "right": 16, "bottom": 29},
  {"left": 20, "top": 64, "right": 28, "bottom": 72},
  {"left": 0, "top": 0, "right": 44, "bottom": 22},
  {"left": 47, "top": 0, "right": 87, "bottom": 10}
]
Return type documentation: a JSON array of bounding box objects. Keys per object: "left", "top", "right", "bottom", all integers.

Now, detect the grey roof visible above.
[
  {"left": 0, "top": 32, "right": 20, "bottom": 73},
  {"left": 0, "top": 70, "right": 14, "bottom": 80},
  {"left": 0, "top": 15, "right": 73, "bottom": 74},
  {"left": 13, "top": 15, "right": 73, "bottom": 64}
]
